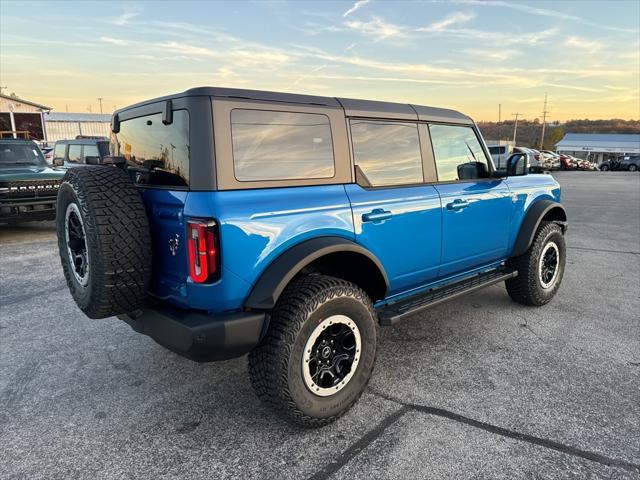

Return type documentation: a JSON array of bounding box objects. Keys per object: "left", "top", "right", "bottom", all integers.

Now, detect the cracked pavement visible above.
[{"left": 1, "top": 171, "right": 639, "bottom": 479}]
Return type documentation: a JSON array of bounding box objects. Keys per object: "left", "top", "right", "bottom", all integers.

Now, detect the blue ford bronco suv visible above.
[{"left": 56, "top": 87, "right": 566, "bottom": 426}]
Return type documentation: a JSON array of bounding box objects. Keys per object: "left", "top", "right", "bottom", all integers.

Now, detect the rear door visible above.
[
  {"left": 345, "top": 119, "right": 442, "bottom": 295},
  {"left": 427, "top": 124, "right": 513, "bottom": 277}
]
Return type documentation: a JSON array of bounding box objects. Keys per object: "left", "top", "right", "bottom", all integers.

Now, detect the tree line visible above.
[{"left": 477, "top": 119, "right": 640, "bottom": 150}]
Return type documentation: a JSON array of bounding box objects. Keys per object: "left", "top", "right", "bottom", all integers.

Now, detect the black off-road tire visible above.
[
  {"left": 56, "top": 166, "right": 152, "bottom": 319},
  {"left": 600, "top": 164, "right": 609, "bottom": 171},
  {"left": 506, "top": 222, "right": 566, "bottom": 306},
  {"left": 248, "top": 274, "right": 378, "bottom": 427}
]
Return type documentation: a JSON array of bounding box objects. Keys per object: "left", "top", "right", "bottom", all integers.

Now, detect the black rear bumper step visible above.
[{"left": 377, "top": 268, "right": 517, "bottom": 326}]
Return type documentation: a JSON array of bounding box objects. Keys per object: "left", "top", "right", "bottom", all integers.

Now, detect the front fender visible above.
[{"left": 512, "top": 200, "right": 567, "bottom": 257}]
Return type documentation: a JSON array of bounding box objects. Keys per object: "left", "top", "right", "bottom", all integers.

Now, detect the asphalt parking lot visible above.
[{"left": 1, "top": 171, "right": 639, "bottom": 479}]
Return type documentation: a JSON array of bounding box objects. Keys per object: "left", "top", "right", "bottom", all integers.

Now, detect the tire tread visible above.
[{"left": 248, "top": 274, "right": 377, "bottom": 427}]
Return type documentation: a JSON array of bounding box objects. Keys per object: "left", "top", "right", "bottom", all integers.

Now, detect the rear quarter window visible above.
[
  {"left": 54, "top": 143, "right": 66, "bottom": 158},
  {"left": 110, "top": 110, "right": 189, "bottom": 187},
  {"left": 230, "top": 109, "right": 335, "bottom": 182},
  {"left": 67, "top": 144, "right": 82, "bottom": 164}
]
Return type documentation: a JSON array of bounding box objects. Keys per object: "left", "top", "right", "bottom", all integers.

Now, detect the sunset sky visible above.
[{"left": 1, "top": 0, "right": 639, "bottom": 121}]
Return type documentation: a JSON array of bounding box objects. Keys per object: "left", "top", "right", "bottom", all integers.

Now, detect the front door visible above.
[
  {"left": 435, "top": 181, "right": 512, "bottom": 276},
  {"left": 346, "top": 119, "right": 442, "bottom": 295},
  {"left": 428, "top": 123, "right": 513, "bottom": 277}
]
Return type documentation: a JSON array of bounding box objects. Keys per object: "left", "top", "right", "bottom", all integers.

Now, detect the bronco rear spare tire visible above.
[{"left": 56, "top": 166, "right": 152, "bottom": 319}]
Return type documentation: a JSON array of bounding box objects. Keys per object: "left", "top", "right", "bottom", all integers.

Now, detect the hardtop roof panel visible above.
[
  {"left": 192, "top": 87, "right": 342, "bottom": 108},
  {"left": 411, "top": 104, "right": 473, "bottom": 125},
  {"left": 114, "top": 86, "right": 472, "bottom": 124},
  {"left": 337, "top": 97, "right": 417, "bottom": 121}
]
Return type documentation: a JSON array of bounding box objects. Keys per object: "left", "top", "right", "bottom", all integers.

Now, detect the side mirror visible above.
[
  {"left": 506, "top": 154, "right": 528, "bottom": 176},
  {"left": 457, "top": 162, "right": 489, "bottom": 180},
  {"left": 53, "top": 157, "right": 64, "bottom": 167},
  {"left": 85, "top": 156, "right": 100, "bottom": 165}
]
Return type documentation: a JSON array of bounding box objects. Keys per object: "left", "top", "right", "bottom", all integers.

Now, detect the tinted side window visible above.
[
  {"left": 67, "top": 144, "right": 82, "bottom": 164},
  {"left": 83, "top": 145, "right": 99, "bottom": 159},
  {"left": 231, "top": 109, "right": 335, "bottom": 181},
  {"left": 350, "top": 120, "right": 423, "bottom": 186},
  {"left": 428, "top": 125, "right": 489, "bottom": 181},
  {"left": 110, "top": 110, "right": 189, "bottom": 187},
  {"left": 53, "top": 143, "right": 66, "bottom": 158}
]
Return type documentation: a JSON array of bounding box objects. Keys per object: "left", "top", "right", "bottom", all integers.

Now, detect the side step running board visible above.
[{"left": 377, "top": 268, "right": 517, "bottom": 326}]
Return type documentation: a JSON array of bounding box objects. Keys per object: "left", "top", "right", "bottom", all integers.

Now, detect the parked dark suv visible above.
[
  {"left": 52, "top": 136, "right": 110, "bottom": 168},
  {"left": 0, "top": 138, "right": 65, "bottom": 222},
  {"left": 56, "top": 87, "right": 567, "bottom": 426}
]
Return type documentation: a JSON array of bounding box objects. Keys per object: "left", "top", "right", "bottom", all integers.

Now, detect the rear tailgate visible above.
[{"left": 139, "top": 188, "right": 189, "bottom": 304}]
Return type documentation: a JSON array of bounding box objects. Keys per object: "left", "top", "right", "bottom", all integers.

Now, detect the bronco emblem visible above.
[{"left": 168, "top": 234, "right": 179, "bottom": 256}]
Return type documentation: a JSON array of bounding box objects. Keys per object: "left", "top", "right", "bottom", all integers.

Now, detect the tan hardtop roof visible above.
[{"left": 115, "top": 86, "right": 474, "bottom": 125}]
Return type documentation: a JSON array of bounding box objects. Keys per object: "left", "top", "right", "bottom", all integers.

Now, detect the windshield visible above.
[{"left": 0, "top": 143, "right": 46, "bottom": 167}]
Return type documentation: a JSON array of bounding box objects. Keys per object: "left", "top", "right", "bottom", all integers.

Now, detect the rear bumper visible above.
[{"left": 118, "top": 304, "right": 267, "bottom": 362}]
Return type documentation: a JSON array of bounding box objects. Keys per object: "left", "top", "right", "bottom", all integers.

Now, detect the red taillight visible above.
[{"left": 187, "top": 220, "right": 219, "bottom": 283}]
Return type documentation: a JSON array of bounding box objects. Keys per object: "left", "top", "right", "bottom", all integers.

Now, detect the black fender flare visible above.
[
  {"left": 512, "top": 200, "right": 567, "bottom": 257},
  {"left": 244, "top": 236, "right": 390, "bottom": 310}
]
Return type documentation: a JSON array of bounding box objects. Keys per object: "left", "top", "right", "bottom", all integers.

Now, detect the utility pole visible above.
[
  {"left": 512, "top": 113, "right": 521, "bottom": 145},
  {"left": 539, "top": 93, "right": 548, "bottom": 150},
  {"left": 97, "top": 97, "right": 103, "bottom": 114},
  {"left": 498, "top": 104, "right": 502, "bottom": 142}
]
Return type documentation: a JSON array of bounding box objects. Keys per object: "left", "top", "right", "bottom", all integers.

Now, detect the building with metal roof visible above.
[
  {"left": 44, "top": 112, "right": 111, "bottom": 143},
  {"left": 0, "top": 93, "right": 51, "bottom": 141},
  {"left": 555, "top": 133, "right": 640, "bottom": 164}
]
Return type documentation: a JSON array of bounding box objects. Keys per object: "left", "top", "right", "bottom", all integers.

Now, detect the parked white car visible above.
[
  {"left": 540, "top": 150, "right": 561, "bottom": 170},
  {"left": 487, "top": 144, "right": 513, "bottom": 170}
]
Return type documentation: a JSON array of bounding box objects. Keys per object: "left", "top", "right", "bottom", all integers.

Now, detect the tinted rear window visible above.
[
  {"left": 231, "top": 109, "right": 335, "bottom": 182},
  {"left": 489, "top": 146, "right": 506, "bottom": 155},
  {"left": 110, "top": 110, "right": 189, "bottom": 187}
]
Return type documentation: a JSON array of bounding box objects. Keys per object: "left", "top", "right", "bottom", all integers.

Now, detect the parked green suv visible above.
[{"left": 0, "top": 138, "right": 65, "bottom": 223}]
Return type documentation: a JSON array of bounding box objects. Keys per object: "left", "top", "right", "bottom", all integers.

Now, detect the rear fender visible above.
[{"left": 245, "top": 236, "right": 389, "bottom": 310}]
